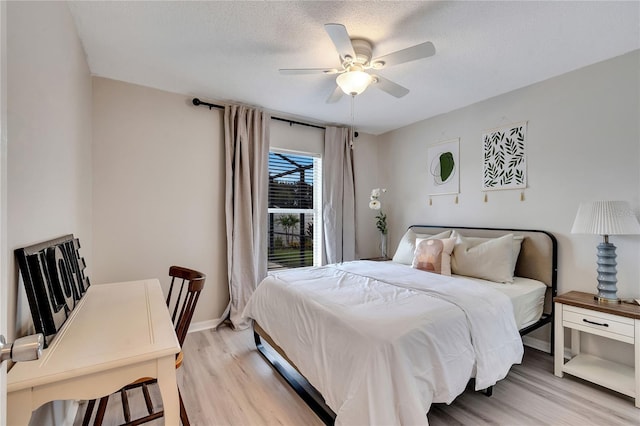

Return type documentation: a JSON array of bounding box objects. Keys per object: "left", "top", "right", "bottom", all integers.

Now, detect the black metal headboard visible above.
[{"left": 15, "top": 234, "right": 90, "bottom": 347}]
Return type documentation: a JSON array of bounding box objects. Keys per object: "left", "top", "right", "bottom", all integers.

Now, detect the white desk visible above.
[{"left": 7, "top": 279, "right": 181, "bottom": 425}]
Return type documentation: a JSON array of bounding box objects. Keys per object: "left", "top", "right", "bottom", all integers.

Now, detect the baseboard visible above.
[
  {"left": 188, "top": 318, "right": 222, "bottom": 334},
  {"left": 522, "top": 335, "right": 574, "bottom": 360},
  {"left": 522, "top": 335, "right": 550, "bottom": 353}
]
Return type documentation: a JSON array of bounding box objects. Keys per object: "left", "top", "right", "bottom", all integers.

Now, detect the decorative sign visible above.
[
  {"left": 427, "top": 138, "right": 459, "bottom": 196},
  {"left": 482, "top": 122, "right": 527, "bottom": 190},
  {"left": 15, "top": 235, "right": 90, "bottom": 347}
]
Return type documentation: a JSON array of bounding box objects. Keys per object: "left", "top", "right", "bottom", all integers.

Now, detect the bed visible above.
[{"left": 243, "top": 225, "right": 557, "bottom": 425}]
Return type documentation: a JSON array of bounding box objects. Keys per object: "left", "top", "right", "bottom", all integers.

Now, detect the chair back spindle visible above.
[{"left": 167, "top": 266, "right": 205, "bottom": 347}]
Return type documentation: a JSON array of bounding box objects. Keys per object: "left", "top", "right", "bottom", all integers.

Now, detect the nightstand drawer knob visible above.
[{"left": 583, "top": 318, "right": 608, "bottom": 327}]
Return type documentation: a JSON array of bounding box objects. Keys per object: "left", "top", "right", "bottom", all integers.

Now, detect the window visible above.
[{"left": 268, "top": 150, "right": 322, "bottom": 270}]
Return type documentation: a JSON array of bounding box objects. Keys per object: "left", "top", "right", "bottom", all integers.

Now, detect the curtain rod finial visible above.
[{"left": 192, "top": 98, "right": 201, "bottom": 106}]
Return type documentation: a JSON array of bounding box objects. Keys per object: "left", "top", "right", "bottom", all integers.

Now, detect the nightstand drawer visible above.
[{"left": 564, "top": 305, "right": 634, "bottom": 341}]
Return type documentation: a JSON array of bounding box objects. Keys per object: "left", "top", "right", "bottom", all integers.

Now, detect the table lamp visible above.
[{"left": 571, "top": 201, "right": 640, "bottom": 303}]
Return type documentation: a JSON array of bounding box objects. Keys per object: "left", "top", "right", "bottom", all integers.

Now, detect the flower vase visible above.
[{"left": 380, "top": 232, "right": 388, "bottom": 259}]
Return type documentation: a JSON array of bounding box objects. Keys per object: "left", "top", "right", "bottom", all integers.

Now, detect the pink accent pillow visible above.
[{"left": 411, "top": 237, "right": 456, "bottom": 275}]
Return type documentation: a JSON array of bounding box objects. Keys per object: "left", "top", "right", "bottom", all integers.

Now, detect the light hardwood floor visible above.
[{"left": 75, "top": 326, "right": 640, "bottom": 425}]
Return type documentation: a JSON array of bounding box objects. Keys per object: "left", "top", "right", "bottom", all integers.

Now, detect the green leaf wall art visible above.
[
  {"left": 427, "top": 138, "right": 459, "bottom": 196},
  {"left": 439, "top": 152, "right": 455, "bottom": 182},
  {"left": 482, "top": 122, "right": 527, "bottom": 190}
]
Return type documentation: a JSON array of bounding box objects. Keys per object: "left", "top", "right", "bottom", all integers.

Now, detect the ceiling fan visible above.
[{"left": 280, "top": 23, "right": 436, "bottom": 103}]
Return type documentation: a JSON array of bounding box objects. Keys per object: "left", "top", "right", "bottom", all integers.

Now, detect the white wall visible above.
[
  {"left": 270, "top": 118, "right": 323, "bottom": 155},
  {"left": 7, "top": 0, "right": 93, "bottom": 340},
  {"left": 92, "top": 78, "right": 227, "bottom": 325},
  {"left": 378, "top": 50, "right": 640, "bottom": 361},
  {"left": 353, "top": 132, "right": 384, "bottom": 259},
  {"left": 7, "top": 1, "right": 93, "bottom": 423}
]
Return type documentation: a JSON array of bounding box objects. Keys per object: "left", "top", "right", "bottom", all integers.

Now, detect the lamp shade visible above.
[
  {"left": 336, "top": 70, "right": 372, "bottom": 96},
  {"left": 571, "top": 201, "right": 640, "bottom": 235}
]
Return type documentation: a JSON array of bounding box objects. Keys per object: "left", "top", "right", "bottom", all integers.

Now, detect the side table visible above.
[{"left": 554, "top": 291, "right": 640, "bottom": 407}]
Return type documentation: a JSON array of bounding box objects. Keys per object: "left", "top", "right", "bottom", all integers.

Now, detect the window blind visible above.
[{"left": 268, "top": 151, "right": 322, "bottom": 271}]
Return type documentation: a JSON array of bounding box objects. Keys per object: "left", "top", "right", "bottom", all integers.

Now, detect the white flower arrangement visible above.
[{"left": 369, "top": 188, "right": 388, "bottom": 234}]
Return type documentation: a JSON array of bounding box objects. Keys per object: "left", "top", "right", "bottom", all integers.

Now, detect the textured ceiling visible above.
[{"left": 68, "top": 1, "right": 640, "bottom": 135}]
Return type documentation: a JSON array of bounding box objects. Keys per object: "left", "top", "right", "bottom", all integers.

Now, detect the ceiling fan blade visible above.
[
  {"left": 325, "top": 23, "right": 356, "bottom": 61},
  {"left": 371, "top": 75, "right": 410, "bottom": 98},
  {"left": 372, "top": 41, "right": 436, "bottom": 68},
  {"left": 326, "top": 85, "right": 344, "bottom": 104},
  {"left": 280, "top": 68, "right": 340, "bottom": 75}
]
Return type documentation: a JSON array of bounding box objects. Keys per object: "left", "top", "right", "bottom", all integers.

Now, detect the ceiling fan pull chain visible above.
[
  {"left": 350, "top": 95, "right": 356, "bottom": 146},
  {"left": 351, "top": 94, "right": 355, "bottom": 125}
]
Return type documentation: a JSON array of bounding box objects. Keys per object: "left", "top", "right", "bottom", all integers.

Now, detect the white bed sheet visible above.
[
  {"left": 243, "top": 261, "right": 524, "bottom": 425},
  {"left": 458, "top": 276, "right": 547, "bottom": 329}
]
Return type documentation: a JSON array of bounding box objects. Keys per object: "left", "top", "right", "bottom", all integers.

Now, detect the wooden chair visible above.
[{"left": 83, "top": 266, "right": 206, "bottom": 426}]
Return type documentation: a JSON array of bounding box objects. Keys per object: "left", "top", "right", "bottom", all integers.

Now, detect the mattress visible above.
[
  {"left": 244, "top": 260, "right": 524, "bottom": 425},
  {"left": 458, "top": 275, "right": 547, "bottom": 329}
]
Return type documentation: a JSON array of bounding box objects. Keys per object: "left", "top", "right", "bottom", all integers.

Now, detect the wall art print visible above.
[
  {"left": 426, "top": 138, "right": 459, "bottom": 196},
  {"left": 482, "top": 121, "right": 527, "bottom": 190}
]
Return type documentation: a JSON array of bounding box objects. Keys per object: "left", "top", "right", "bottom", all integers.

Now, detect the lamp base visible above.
[
  {"left": 595, "top": 240, "right": 618, "bottom": 302},
  {"left": 593, "top": 295, "right": 621, "bottom": 304}
]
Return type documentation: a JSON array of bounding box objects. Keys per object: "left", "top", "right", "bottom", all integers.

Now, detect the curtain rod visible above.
[{"left": 192, "top": 98, "right": 326, "bottom": 130}]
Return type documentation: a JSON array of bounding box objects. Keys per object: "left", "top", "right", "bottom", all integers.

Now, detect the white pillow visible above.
[
  {"left": 456, "top": 234, "right": 524, "bottom": 278},
  {"left": 451, "top": 233, "right": 516, "bottom": 283},
  {"left": 412, "top": 237, "right": 456, "bottom": 275},
  {"left": 450, "top": 231, "right": 524, "bottom": 273},
  {"left": 392, "top": 229, "right": 452, "bottom": 265}
]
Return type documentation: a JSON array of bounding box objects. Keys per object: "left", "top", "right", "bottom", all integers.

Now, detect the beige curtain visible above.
[
  {"left": 323, "top": 126, "right": 356, "bottom": 264},
  {"left": 219, "top": 104, "right": 269, "bottom": 330}
]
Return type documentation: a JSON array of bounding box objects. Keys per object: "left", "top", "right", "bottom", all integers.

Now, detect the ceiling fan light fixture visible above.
[{"left": 336, "top": 70, "right": 372, "bottom": 96}]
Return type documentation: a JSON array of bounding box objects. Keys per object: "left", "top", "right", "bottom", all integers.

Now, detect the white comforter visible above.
[{"left": 243, "top": 261, "right": 523, "bottom": 425}]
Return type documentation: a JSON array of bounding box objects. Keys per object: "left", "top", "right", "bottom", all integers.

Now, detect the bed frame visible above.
[{"left": 254, "top": 225, "right": 558, "bottom": 425}]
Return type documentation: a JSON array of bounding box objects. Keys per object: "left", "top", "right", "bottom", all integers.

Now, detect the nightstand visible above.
[{"left": 554, "top": 291, "right": 640, "bottom": 407}]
